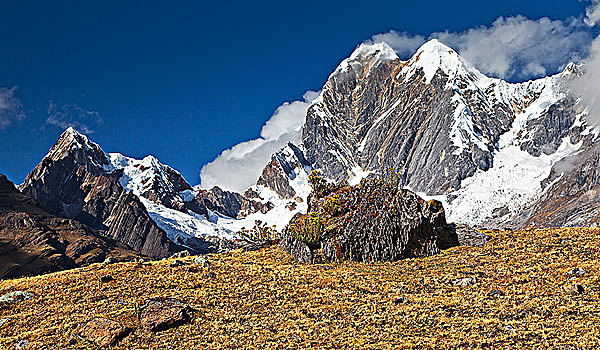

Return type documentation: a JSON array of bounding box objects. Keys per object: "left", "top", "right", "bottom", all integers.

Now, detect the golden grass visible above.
[{"left": 1, "top": 228, "right": 599, "bottom": 349}]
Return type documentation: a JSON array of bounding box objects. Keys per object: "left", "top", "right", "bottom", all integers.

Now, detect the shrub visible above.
[
  {"left": 238, "top": 220, "right": 279, "bottom": 244},
  {"left": 289, "top": 213, "right": 325, "bottom": 244}
]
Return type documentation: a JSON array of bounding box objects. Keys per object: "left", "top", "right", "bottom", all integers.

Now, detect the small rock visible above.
[
  {"left": 14, "top": 340, "right": 28, "bottom": 348},
  {"left": 194, "top": 257, "right": 210, "bottom": 268},
  {"left": 569, "top": 284, "right": 585, "bottom": 295},
  {"left": 139, "top": 297, "right": 193, "bottom": 332},
  {"left": 79, "top": 317, "right": 131, "bottom": 347},
  {"left": 453, "top": 277, "right": 475, "bottom": 286},
  {"left": 170, "top": 250, "right": 191, "bottom": 259},
  {"left": 392, "top": 297, "right": 406, "bottom": 305},
  {"left": 504, "top": 324, "right": 515, "bottom": 331},
  {"left": 0, "top": 318, "right": 9, "bottom": 327},
  {"left": 487, "top": 290, "right": 505, "bottom": 298},
  {"left": 100, "top": 274, "right": 114, "bottom": 283},
  {"left": 0, "top": 291, "right": 34, "bottom": 305},
  {"left": 566, "top": 268, "right": 587, "bottom": 277},
  {"left": 103, "top": 257, "right": 118, "bottom": 265},
  {"left": 170, "top": 259, "right": 188, "bottom": 267}
]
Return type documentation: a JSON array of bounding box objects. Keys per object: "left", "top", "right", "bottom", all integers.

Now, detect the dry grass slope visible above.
[{"left": 0, "top": 228, "right": 599, "bottom": 349}]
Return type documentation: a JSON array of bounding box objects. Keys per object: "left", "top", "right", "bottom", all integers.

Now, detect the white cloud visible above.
[
  {"left": 45, "top": 101, "right": 102, "bottom": 134},
  {"left": 568, "top": 36, "right": 600, "bottom": 127},
  {"left": 199, "top": 90, "right": 319, "bottom": 193},
  {"left": 0, "top": 86, "right": 25, "bottom": 130},
  {"left": 372, "top": 16, "right": 593, "bottom": 81},
  {"left": 369, "top": 31, "right": 426, "bottom": 58},
  {"left": 585, "top": 0, "right": 600, "bottom": 26}
]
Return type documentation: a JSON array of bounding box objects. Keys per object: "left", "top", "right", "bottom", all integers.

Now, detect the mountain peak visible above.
[
  {"left": 40, "top": 127, "right": 109, "bottom": 171},
  {"left": 405, "top": 39, "right": 484, "bottom": 84},
  {"left": 416, "top": 39, "right": 454, "bottom": 54},
  {"left": 333, "top": 42, "right": 398, "bottom": 77}
]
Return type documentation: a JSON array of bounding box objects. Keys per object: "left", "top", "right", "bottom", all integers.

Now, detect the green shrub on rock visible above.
[{"left": 280, "top": 170, "right": 458, "bottom": 263}]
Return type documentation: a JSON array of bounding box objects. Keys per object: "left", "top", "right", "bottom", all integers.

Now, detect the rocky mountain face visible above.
[
  {"left": 6, "top": 37, "right": 599, "bottom": 260},
  {"left": 19, "top": 129, "right": 181, "bottom": 259},
  {"left": 17, "top": 128, "right": 282, "bottom": 256},
  {"left": 290, "top": 39, "right": 597, "bottom": 228},
  {"left": 0, "top": 174, "right": 138, "bottom": 279}
]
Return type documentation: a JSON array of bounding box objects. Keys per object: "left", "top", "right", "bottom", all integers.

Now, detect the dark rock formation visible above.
[
  {"left": 280, "top": 175, "right": 459, "bottom": 263},
  {"left": 19, "top": 128, "right": 180, "bottom": 259},
  {"left": 193, "top": 186, "right": 272, "bottom": 219},
  {"left": 0, "top": 174, "right": 138, "bottom": 279},
  {"left": 257, "top": 143, "right": 311, "bottom": 199}
]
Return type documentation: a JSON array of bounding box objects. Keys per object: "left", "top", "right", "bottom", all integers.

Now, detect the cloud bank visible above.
[
  {"left": 0, "top": 86, "right": 25, "bottom": 130},
  {"left": 370, "top": 16, "right": 593, "bottom": 81},
  {"left": 585, "top": 0, "right": 600, "bottom": 26},
  {"left": 45, "top": 101, "right": 102, "bottom": 134},
  {"left": 566, "top": 1, "right": 600, "bottom": 126},
  {"left": 199, "top": 90, "right": 319, "bottom": 193}
]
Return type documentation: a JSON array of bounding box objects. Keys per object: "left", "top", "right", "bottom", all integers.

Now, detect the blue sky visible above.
[{"left": 0, "top": 0, "right": 593, "bottom": 186}]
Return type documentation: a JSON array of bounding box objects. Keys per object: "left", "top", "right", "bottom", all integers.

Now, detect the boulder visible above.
[
  {"left": 280, "top": 175, "right": 458, "bottom": 263},
  {"left": 139, "top": 297, "right": 193, "bottom": 332},
  {"left": 79, "top": 317, "right": 131, "bottom": 347}
]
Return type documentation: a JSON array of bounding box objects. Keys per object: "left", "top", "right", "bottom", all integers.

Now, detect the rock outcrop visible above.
[
  {"left": 280, "top": 173, "right": 458, "bottom": 263},
  {"left": 257, "top": 143, "right": 311, "bottom": 200},
  {"left": 0, "top": 174, "right": 138, "bottom": 279},
  {"left": 193, "top": 186, "right": 272, "bottom": 219}
]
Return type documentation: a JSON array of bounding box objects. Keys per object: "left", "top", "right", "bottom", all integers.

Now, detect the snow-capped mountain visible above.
[
  {"left": 16, "top": 37, "right": 600, "bottom": 253},
  {"left": 19, "top": 128, "right": 312, "bottom": 256},
  {"left": 294, "top": 39, "right": 597, "bottom": 228}
]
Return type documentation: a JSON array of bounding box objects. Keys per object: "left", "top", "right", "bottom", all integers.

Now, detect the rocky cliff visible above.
[
  {"left": 283, "top": 40, "right": 597, "bottom": 228},
  {"left": 19, "top": 128, "right": 180, "bottom": 259}
]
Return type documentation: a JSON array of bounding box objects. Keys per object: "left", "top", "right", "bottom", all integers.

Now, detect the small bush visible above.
[
  {"left": 238, "top": 220, "right": 279, "bottom": 244},
  {"left": 289, "top": 213, "right": 325, "bottom": 244}
]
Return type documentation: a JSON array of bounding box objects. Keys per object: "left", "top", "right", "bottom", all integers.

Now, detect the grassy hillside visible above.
[{"left": 1, "top": 228, "right": 599, "bottom": 349}]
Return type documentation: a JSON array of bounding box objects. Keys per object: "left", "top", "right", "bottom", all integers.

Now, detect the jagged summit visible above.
[
  {"left": 404, "top": 39, "right": 486, "bottom": 84},
  {"left": 43, "top": 127, "right": 108, "bottom": 165},
  {"left": 333, "top": 41, "right": 398, "bottom": 77}
]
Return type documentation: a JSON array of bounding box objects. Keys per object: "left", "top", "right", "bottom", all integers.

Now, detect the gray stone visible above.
[
  {"left": 280, "top": 178, "right": 458, "bottom": 263},
  {"left": 79, "top": 317, "right": 131, "bottom": 347},
  {"left": 453, "top": 277, "right": 476, "bottom": 287},
  {"left": 0, "top": 318, "right": 8, "bottom": 327},
  {"left": 169, "top": 250, "right": 191, "bottom": 259},
  {"left": 566, "top": 268, "right": 587, "bottom": 277},
  {"left": 169, "top": 259, "right": 188, "bottom": 267},
  {"left": 14, "top": 340, "right": 28, "bottom": 349},
  {"left": 100, "top": 274, "right": 113, "bottom": 283},
  {"left": 139, "top": 297, "right": 193, "bottom": 332},
  {"left": 193, "top": 257, "right": 210, "bottom": 268},
  {"left": 487, "top": 290, "right": 505, "bottom": 298},
  {"left": 392, "top": 297, "right": 406, "bottom": 305},
  {"left": 0, "top": 291, "right": 33, "bottom": 304}
]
